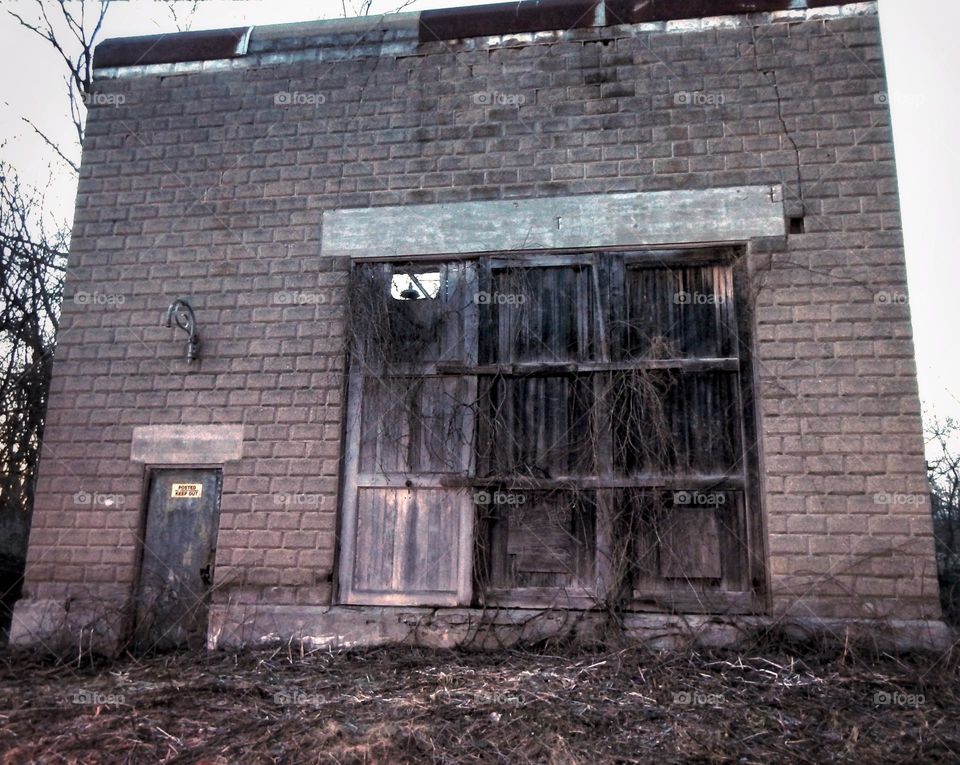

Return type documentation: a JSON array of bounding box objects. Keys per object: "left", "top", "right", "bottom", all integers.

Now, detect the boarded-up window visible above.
[{"left": 340, "top": 249, "right": 761, "bottom": 612}]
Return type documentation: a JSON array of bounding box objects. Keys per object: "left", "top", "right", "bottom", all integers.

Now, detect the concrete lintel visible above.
[
  {"left": 321, "top": 186, "right": 786, "bottom": 260},
  {"left": 130, "top": 424, "right": 244, "bottom": 464}
]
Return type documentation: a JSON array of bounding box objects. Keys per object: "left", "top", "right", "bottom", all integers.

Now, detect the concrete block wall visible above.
[{"left": 13, "top": 2, "right": 942, "bottom": 648}]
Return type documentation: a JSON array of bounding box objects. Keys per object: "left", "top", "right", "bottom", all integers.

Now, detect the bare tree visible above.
[
  {"left": 926, "top": 416, "right": 960, "bottom": 622},
  {"left": 341, "top": 0, "right": 417, "bottom": 19},
  {"left": 0, "top": 163, "right": 68, "bottom": 637},
  {"left": 1, "top": 0, "right": 112, "bottom": 638},
  {"left": 7, "top": 0, "right": 111, "bottom": 174},
  {"left": 166, "top": 0, "right": 199, "bottom": 33}
]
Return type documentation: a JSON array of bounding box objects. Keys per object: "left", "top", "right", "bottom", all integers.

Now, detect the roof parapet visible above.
[{"left": 92, "top": 0, "right": 873, "bottom": 75}]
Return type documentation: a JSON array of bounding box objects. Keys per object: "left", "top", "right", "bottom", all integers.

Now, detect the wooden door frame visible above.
[{"left": 335, "top": 245, "right": 767, "bottom": 613}]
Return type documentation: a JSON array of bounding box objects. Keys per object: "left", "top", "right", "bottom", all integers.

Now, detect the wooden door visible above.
[
  {"left": 474, "top": 256, "right": 606, "bottom": 606},
  {"left": 135, "top": 468, "right": 222, "bottom": 649},
  {"left": 339, "top": 263, "right": 477, "bottom": 605},
  {"left": 472, "top": 250, "right": 758, "bottom": 611}
]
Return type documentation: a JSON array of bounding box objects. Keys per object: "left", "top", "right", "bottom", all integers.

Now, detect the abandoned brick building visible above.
[{"left": 10, "top": 0, "right": 949, "bottom": 651}]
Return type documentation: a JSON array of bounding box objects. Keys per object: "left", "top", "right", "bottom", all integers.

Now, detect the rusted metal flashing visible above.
[
  {"left": 605, "top": 0, "right": 789, "bottom": 27},
  {"left": 93, "top": 26, "right": 251, "bottom": 69}
]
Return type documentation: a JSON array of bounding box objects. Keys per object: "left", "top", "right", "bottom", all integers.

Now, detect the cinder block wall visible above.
[{"left": 16, "top": 3, "right": 941, "bottom": 644}]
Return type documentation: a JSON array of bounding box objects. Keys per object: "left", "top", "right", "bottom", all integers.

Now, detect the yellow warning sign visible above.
[{"left": 171, "top": 483, "right": 203, "bottom": 499}]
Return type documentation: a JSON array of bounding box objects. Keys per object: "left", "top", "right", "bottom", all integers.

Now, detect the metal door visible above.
[{"left": 135, "top": 469, "right": 222, "bottom": 650}]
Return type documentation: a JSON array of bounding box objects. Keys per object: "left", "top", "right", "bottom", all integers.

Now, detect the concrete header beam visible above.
[
  {"left": 130, "top": 425, "right": 245, "bottom": 464},
  {"left": 321, "top": 186, "right": 786, "bottom": 260}
]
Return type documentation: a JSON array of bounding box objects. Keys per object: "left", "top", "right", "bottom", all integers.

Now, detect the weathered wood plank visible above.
[
  {"left": 476, "top": 375, "right": 595, "bottom": 478},
  {"left": 350, "top": 487, "right": 466, "bottom": 602},
  {"left": 436, "top": 358, "right": 741, "bottom": 375},
  {"left": 480, "top": 264, "right": 597, "bottom": 363},
  {"left": 622, "top": 263, "right": 738, "bottom": 360},
  {"left": 486, "top": 492, "right": 596, "bottom": 592},
  {"left": 658, "top": 507, "right": 723, "bottom": 579},
  {"left": 610, "top": 369, "right": 741, "bottom": 477},
  {"left": 629, "top": 489, "right": 749, "bottom": 598},
  {"left": 354, "top": 474, "right": 745, "bottom": 490},
  {"left": 359, "top": 376, "right": 472, "bottom": 474}
]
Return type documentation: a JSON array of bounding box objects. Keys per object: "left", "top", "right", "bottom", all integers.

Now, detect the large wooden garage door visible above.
[{"left": 339, "top": 250, "right": 762, "bottom": 612}]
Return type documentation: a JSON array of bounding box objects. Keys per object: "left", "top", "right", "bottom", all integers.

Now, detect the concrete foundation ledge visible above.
[
  {"left": 8, "top": 599, "right": 953, "bottom": 654},
  {"left": 8, "top": 598, "right": 126, "bottom": 654},
  {"left": 207, "top": 604, "right": 957, "bottom": 654}
]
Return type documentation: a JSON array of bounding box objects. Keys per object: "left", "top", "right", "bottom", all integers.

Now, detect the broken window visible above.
[
  {"left": 390, "top": 269, "right": 442, "bottom": 301},
  {"left": 339, "top": 250, "right": 761, "bottom": 612}
]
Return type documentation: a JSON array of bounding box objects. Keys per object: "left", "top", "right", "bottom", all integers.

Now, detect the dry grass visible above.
[{"left": 1, "top": 632, "right": 958, "bottom": 764}]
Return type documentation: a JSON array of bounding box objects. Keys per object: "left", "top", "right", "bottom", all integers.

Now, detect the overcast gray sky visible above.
[{"left": 1, "top": 0, "right": 956, "bottom": 456}]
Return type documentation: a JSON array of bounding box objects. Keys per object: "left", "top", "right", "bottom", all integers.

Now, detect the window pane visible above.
[{"left": 351, "top": 262, "right": 470, "bottom": 366}]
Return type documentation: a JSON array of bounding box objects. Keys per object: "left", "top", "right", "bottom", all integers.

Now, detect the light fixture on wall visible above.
[{"left": 165, "top": 298, "right": 200, "bottom": 362}]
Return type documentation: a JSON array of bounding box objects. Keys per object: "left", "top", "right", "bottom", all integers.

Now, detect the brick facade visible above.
[{"left": 12, "top": 1, "right": 944, "bottom": 649}]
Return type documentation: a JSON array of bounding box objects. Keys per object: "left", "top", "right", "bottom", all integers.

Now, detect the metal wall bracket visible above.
[{"left": 165, "top": 298, "right": 200, "bottom": 363}]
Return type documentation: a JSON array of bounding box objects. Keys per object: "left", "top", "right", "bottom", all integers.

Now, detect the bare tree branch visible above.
[
  {"left": 7, "top": 0, "right": 113, "bottom": 172},
  {"left": 18, "top": 115, "right": 80, "bottom": 176}
]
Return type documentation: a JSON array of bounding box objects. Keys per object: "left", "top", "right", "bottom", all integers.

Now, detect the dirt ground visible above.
[{"left": 0, "top": 632, "right": 958, "bottom": 764}]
